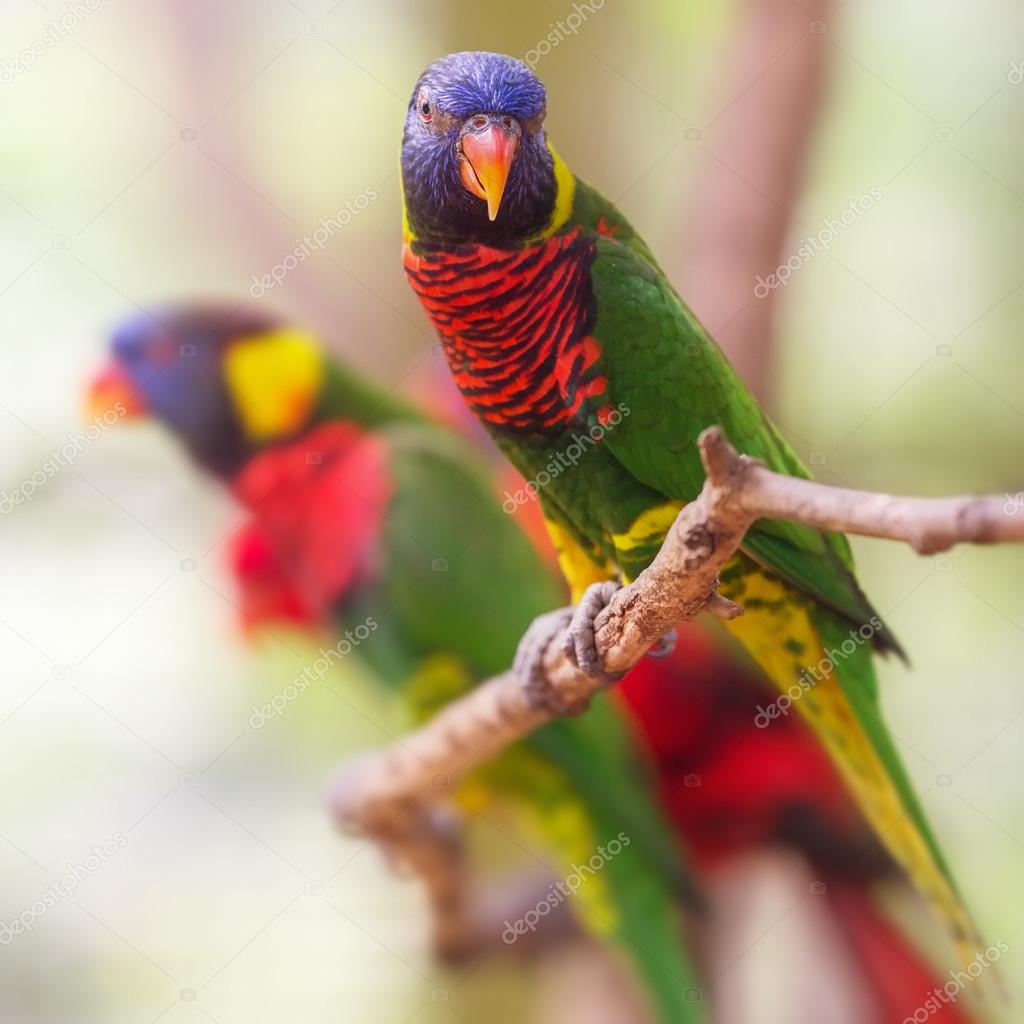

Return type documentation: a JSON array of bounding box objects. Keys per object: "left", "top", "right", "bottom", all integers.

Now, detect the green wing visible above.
[
  {"left": 580, "top": 224, "right": 901, "bottom": 655},
  {"left": 373, "top": 424, "right": 563, "bottom": 677},
  {"left": 567, "top": 209, "right": 980, "bottom": 954}
]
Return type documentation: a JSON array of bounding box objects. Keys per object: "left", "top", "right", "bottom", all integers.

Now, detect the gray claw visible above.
[
  {"left": 515, "top": 582, "right": 627, "bottom": 715},
  {"left": 562, "top": 581, "right": 622, "bottom": 680},
  {"left": 514, "top": 606, "right": 574, "bottom": 712},
  {"left": 646, "top": 627, "right": 678, "bottom": 660}
]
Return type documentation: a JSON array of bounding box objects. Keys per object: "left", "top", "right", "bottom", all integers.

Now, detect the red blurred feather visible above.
[
  {"left": 618, "top": 634, "right": 857, "bottom": 866},
  {"left": 230, "top": 421, "right": 393, "bottom": 622},
  {"left": 618, "top": 641, "right": 970, "bottom": 1022}
]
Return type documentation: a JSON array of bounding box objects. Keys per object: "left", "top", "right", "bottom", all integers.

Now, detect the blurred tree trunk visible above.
[{"left": 679, "top": 0, "right": 832, "bottom": 405}]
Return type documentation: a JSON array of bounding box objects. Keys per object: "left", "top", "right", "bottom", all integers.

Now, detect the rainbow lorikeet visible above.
[
  {"left": 399, "top": 51, "right": 979, "bottom": 963},
  {"left": 88, "top": 306, "right": 705, "bottom": 1022}
]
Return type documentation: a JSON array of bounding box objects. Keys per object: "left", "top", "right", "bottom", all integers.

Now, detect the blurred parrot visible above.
[
  {"left": 88, "top": 305, "right": 704, "bottom": 1022},
  {"left": 399, "top": 51, "right": 979, "bottom": 964}
]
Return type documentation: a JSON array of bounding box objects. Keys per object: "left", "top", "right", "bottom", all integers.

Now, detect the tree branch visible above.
[{"left": 328, "top": 426, "right": 1024, "bottom": 950}]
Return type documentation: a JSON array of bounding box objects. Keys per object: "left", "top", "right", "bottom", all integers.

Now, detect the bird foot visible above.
[
  {"left": 561, "top": 581, "right": 623, "bottom": 678},
  {"left": 561, "top": 582, "right": 676, "bottom": 668},
  {"left": 514, "top": 582, "right": 625, "bottom": 716},
  {"left": 646, "top": 627, "right": 678, "bottom": 660},
  {"left": 514, "top": 606, "right": 576, "bottom": 715}
]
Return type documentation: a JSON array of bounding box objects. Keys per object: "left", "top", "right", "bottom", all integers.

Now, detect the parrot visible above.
[
  {"left": 88, "top": 305, "right": 706, "bottom": 1022},
  {"left": 398, "top": 51, "right": 981, "bottom": 967}
]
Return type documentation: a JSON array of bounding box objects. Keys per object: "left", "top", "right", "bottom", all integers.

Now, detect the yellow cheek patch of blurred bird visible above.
[{"left": 223, "top": 327, "right": 324, "bottom": 441}]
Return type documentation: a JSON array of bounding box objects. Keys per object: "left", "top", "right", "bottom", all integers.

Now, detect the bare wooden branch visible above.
[{"left": 329, "top": 427, "right": 1024, "bottom": 950}]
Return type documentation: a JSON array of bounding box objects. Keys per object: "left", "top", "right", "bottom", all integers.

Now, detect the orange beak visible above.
[
  {"left": 86, "top": 362, "right": 147, "bottom": 422},
  {"left": 460, "top": 119, "right": 520, "bottom": 222}
]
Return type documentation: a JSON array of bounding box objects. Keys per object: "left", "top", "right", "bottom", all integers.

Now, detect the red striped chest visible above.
[{"left": 404, "top": 229, "right": 607, "bottom": 436}]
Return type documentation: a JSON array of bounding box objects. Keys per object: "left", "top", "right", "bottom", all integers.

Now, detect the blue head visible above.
[
  {"left": 91, "top": 306, "right": 327, "bottom": 478},
  {"left": 401, "top": 52, "right": 557, "bottom": 247}
]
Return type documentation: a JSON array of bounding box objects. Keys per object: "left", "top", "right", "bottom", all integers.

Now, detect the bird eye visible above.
[{"left": 419, "top": 99, "right": 432, "bottom": 123}]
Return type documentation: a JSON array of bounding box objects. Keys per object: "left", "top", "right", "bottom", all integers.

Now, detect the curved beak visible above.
[
  {"left": 86, "top": 361, "right": 147, "bottom": 422},
  {"left": 460, "top": 117, "right": 520, "bottom": 221}
]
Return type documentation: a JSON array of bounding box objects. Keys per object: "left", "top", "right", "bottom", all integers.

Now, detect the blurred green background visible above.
[{"left": 1, "top": 1, "right": 1023, "bottom": 1021}]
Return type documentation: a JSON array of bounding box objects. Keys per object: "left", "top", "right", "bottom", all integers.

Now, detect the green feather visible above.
[{"left": 574, "top": 185, "right": 904, "bottom": 655}]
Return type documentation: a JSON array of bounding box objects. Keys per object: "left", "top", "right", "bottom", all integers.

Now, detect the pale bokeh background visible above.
[{"left": 1, "top": 1, "right": 1023, "bottom": 1021}]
